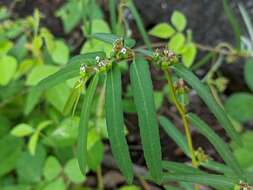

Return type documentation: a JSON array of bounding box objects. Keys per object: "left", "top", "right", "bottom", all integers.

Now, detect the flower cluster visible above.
[
  {"left": 79, "top": 38, "right": 134, "bottom": 78},
  {"left": 94, "top": 56, "right": 112, "bottom": 73},
  {"left": 153, "top": 48, "right": 178, "bottom": 69},
  {"left": 194, "top": 147, "right": 208, "bottom": 164},
  {"left": 110, "top": 38, "right": 134, "bottom": 59}
]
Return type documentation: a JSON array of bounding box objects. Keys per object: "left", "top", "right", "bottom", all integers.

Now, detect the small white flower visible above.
[
  {"left": 168, "top": 51, "right": 174, "bottom": 57},
  {"left": 120, "top": 48, "right": 127, "bottom": 54},
  {"left": 80, "top": 65, "right": 86, "bottom": 72},
  {"left": 94, "top": 67, "right": 99, "bottom": 72},
  {"left": 95, "top": 56, "right": 100, "bottom": 63}
]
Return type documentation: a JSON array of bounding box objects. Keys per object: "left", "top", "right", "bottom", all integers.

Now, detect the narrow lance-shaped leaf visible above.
[
  {"left": 92, "top": 33, "right": 136, "bottom": 48},
  {"left": 77, "top": 74, "right": 99, "bottom": 175},
  {"left": 172, "top": 64, "right": 241, "bottom": 146},
  {"left": 201, "top": 160, "right": 235, "bottom": 177},
  {"left": 63, "top": 80, "right": 83, "bottom": 116},
  {"left": 238, "top": 3, "right": 253, "bottom": 45},
  {"left": 159, "top": 116, "right": 190, "bottom": 156},
  {"left": 130, "top": 56, "right": 162, "bottom": 182},
  {"left": 162, "top": 172, "right": 236, "bottom": 189},
  {"left": 126, "top": 0, "right": 152, "bottom": 49},
  {"left": 108, "top": 0, "right": 117, "bottom": 34},
  {"left": 159, "top": 116, "right": 233, "bottom": 176},
  {"left": 187, "top": 113, "right": 244, "bottom": 179},
  {"left": 25, "top": 52, "right": 105, "bottom": 114},
  {"left": 223, "top": 0, "right": 241, "bottom": 50},
  {"left": 105, "top": 65, "right": 134, "bottom": 183},
  {"left": 162, "top": 161, "right": 204, "bottom": 175}
]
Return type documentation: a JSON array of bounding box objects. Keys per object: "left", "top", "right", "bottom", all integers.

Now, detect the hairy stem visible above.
[
  {"left": 164, "top": 69, "right": 198, "bottom": 167},
  {"left": 164, "top": 69, "right": 199, "bottom": 190}
]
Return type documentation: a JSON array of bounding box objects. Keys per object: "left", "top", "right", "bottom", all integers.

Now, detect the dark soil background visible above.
[{"left": 1, "top": 0, "right": 252, "bottom": 189}]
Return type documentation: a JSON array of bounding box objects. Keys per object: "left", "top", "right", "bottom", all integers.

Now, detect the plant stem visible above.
[
  {"left": 164, "top": 69, "right": 200, "bottom": 190},
  {"left": 97, "top": 166, "right": 104, "bottom": 190},
  {"left": 164, "top": 69, "right": 198, "bottom": 168}
]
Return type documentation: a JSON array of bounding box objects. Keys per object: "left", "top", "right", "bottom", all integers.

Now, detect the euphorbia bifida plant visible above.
[{"left": 26, "top": 33, "right": 253, "bottom": 189}]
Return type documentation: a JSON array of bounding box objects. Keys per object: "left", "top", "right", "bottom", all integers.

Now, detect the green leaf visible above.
[
  {"left": 171, "top": 11, "right": 187, "bottom": 31},
  {"left": 238, "top": 3, "right": 253, "bottom": 45},
  {"left": 26, "top": 65, "right": 59, "bottom": 86},
  {"left": 162, "top": 161, "right": 204, "bottom": 175},
  {"left": 16, "top": 145, "right": 46, "bottom": 183},
  {"left": 51, "top": 40, "right": 69, "bottom": 65},
  {"left": 109, "top": 0, "right": 117, "bottom": 34},
  {"left": 28, "top": 131, "right": 40, "bottom": 156},
  {"left": 63, "top": 83, "right": 82, "bottom": 116},
  {"left": 43, "top": 177, "right": 66, "bottom": 190},
  {"left": 105, "top": 65, "right": 133, "bottom": 183},
  {"left": 119, "top": 185, "right": 141, "bottom": 190},
  {"left": 162, "top": 173, "right": 236, "bottom": 189},
  {"left": 56, "top": 0, "right": 82, "bottom": 33},
  {"left": 244, "top": 59, "right": 253, "bottom": 91},
  {"left": 149, "top": 23, "right": 175, "bottom": 39},
  {"left": 225, "top": 92, "right": 253, "bottom": 123},
  {"left": 45, "top": 83, "right": 71, "bottom": 112},
  {"left": 0, "top": 39, "right": 13, "bottom": 55},
  {"left": 126, "top": 0, "right": 152, "bottom": 49},
  {"left": 77, "top": 74, "right": 99, "bottom": 175},
  {"left": 25, "top": 52, "right": 105, "bottom": 114},
  {"left": 223, "top": 0, "right": 241, "bottom": 50},
  {"left": 43, "top": 156, "right": 62, "bottom": 181},
  {"left": 92, "top": 33, "right": 136, "bottom": 48},
  {"left": 64, "top": 158, "right": 85, "bottom": 183},
  {"left": 159, "top": 116, "right": 190, "bottom": 156},
  {"left": 172, "top": 64, "right": 241, "bottom": 146},
  {"left": 0, "top": 135, "right": 23, "bottom": 177},
  {"left": 81, "top": 20, "right": 112, "bottom": 55},
  {"left": 168, "top": 33, "right": 185, "bottom": 53},
  {"left": 188, "top": 113, "right": 244, "bottom": 178},
  {"left": 2, "top": 185, "right": 31, "bottom": 190},
  {"left": 200, "top": 160, "right": 234, "bottom": 176},
  {"left": 130, "top": 56, "right": 162, "bottom": 182},
  {"left": 45, "top": 117, "right": 79, "bottom": 147},
  {"left": 9, "top": 35, "right": 28, "bottom": 61},
  {"left": 81, "top": 39, "right": 112, "bottom": 57},
  {"left": 90, "top": 19, "right": 111, "bottom": 34},
  {"left": 182, "top": 43, "right": 197, "bottom": 67},
  {"left": 10, "top": 123, "right": 34, "bottom": 137},
  {"left": 0, "top": 55, "right": 17, "bottom": 86},
  {"left": 234, "top": 148, "right": 253, "bottom": 170},
  {"left": 87, "top": 133, "right": 104, "bottom": 171}
]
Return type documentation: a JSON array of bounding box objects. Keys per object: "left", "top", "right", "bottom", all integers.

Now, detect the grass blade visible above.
[
  {"left": 239, "top": 3, "right": 253, "bottom": 44},
  {"left": 223, "top": 0, "right": 241, "bottom": 50},
  {"left": 109, "top": 0, "right": 117, "bottom": 34},
  {"left": 130, "top": 56, "right": 162, "bottom": 182},
  {"left": 162, "top": 172, "right": 236, "bottom": 189},
  {"left": 159, "top": 116, "right": 190, "bottom": 156},
  {"left": 77, "top": 74, "right": 99, "bottom": 175},
  {"left": 126, "top": 0, "right": 152, "bottom": 49},
  {"left": 25, "top": 52, "right": 105, "bottom": 114},
  {"left": 188, "top": 113, "right": 244, "bottom": 179},
  {"left": 105, "top": 65, "right": 134, "bottom": 183},
  {"left": 172, "top": 64, "right": 241, "bottom": 146}
]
